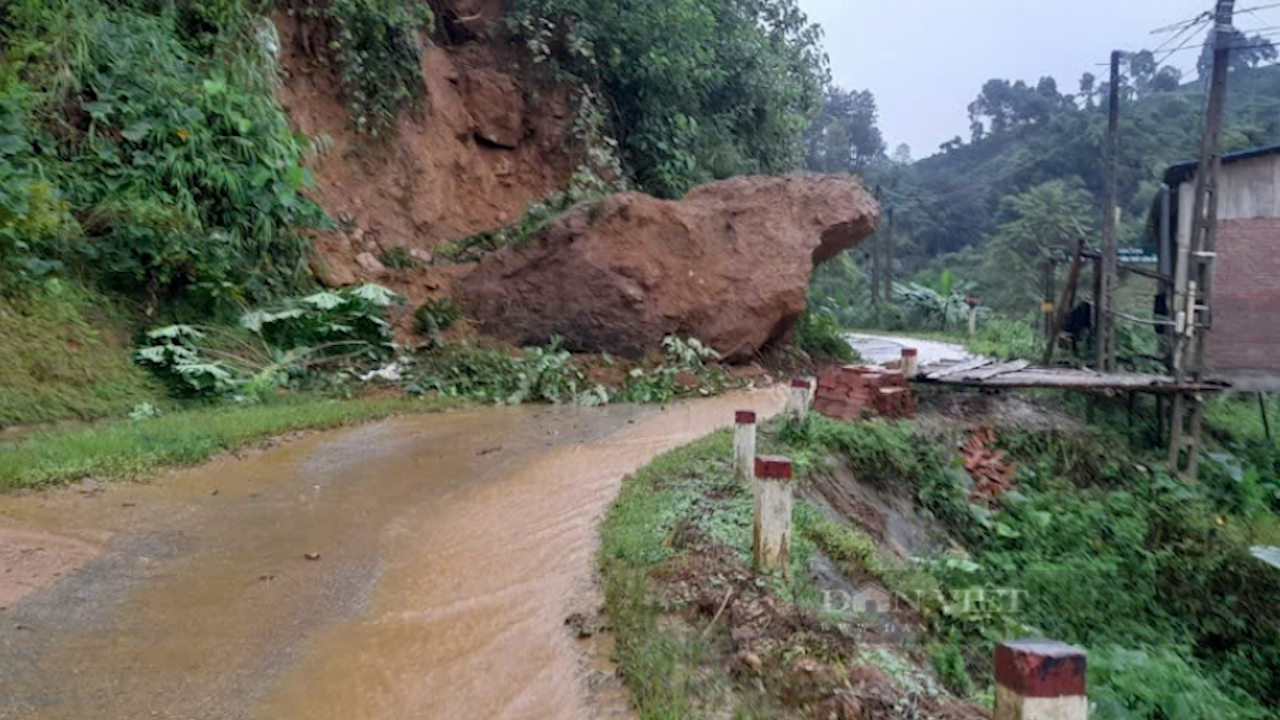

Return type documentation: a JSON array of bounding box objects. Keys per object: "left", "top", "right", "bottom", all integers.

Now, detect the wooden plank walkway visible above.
[{"left": 918, "top": 358, "right": 1228, "bottom": 393}]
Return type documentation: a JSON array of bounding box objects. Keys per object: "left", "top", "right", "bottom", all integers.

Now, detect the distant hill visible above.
[{"left": 890, "top": 64, "right": 1280, "bottom": 266}]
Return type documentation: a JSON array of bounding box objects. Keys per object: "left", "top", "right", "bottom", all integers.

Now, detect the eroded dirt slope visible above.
[{"left": 276, "top": 4, "right": 581, "bottom": 302}]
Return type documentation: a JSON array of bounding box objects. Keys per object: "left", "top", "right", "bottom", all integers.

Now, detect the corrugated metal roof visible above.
[{"left": 1163, "top": 143, "right": 1280, "bottom": 186}]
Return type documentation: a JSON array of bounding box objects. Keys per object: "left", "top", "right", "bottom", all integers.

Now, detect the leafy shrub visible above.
[
  {"left": 408, "top": 339, "right": 602, "bottom": 405},
  {"left": 413, "top": 296, "right": 462, "bottom": 335},
  {"left": 1090, "top": 645, "right": 1267, "bottom": 720},
  {"left": 3, "top": 0, "right": 327, "bottom": 310},
  {"left": 290, "top": 0, "right": 434, "bottom": 135},
  {"left": 509, "top": 0, "right": 826, "bottom": 198},
  {"left": 922, "top": 430, "right": 1280, "bottom": 714},
  {"left": 0, "top": 97, "right": 74, "bottom": 292},
  {"left": 137, "top": 284, "right": 402, "bottom": 399},
  {"left": 612, "top": 336, "right": 727, "bottom": 404},
  {"left": 928, "top": 642, "right": 975, "bottom": 698},
  {"left": 968, "top": 315, "right": 1040, "bottom": 360},
  {"left": 796, "top": 302, "right": 856, "bottom": 362},
  {"left": 379, "top": 245, "right": 418, "bottom": 270}
]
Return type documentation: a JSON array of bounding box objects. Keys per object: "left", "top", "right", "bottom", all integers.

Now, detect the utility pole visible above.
[
  {"left": 1098, "top": 50, "right": 1122, "bottom": 372},
  {"left": 1170, "top": 0, "right": 1235, "bottom": 478},
  {"left": 871, "top": 185, "right": 882, "bottom": 305},
  {"left": 884, "top": 206, "right": 895, "bottom": 301}
]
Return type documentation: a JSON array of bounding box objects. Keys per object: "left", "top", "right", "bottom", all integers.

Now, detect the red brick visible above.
[{"left": 1208, "top": 218, "right": 1280, "bottom": 373}]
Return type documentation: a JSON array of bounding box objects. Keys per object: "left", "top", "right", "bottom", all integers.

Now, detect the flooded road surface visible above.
[{"left": 0, "top": 389, "right": 785, "bottom": 720}]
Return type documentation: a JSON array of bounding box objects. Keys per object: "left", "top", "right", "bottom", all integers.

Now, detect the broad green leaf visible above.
[
  {"left": 350, "top": 284, "right": 401, "bottom": 307},
  {"left": 146, "top": 324, "right": 206, "bottom": 340},
  {"left": 241, "top": 308, "right": 306, "bottom": 332},
  {"left": 0, "top": 135, "right": 29, "bottom": 155},
  {"left": 122, "top": 122, "right": 152, "bottom": 142},
  {"left": 300, "top": 291, "right": 346, "bottom": 310},
  {"left": 1252, "top": 546, "right": 1280, "bottom": 571}
]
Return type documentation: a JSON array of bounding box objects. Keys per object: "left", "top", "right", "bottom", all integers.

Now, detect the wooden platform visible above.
[{"left": 917, "top": 358, "right": 1229, "bottom": 393}]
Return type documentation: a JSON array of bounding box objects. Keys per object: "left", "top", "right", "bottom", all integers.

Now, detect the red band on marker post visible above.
[
  {"left": 754, "top": 456, "right": 794, "bottom": 480},
  {"left": 791, "top": 379, "right": 811, "bottom": 389},
  {"left": 902, "top": 348, "right": 919, "bottom": 357},
  {"left": 995, "top": 640, "right": 1087, "bottom": 698},
  {"left": 735, "top": 411, "right": 757, "bottom": 425}
]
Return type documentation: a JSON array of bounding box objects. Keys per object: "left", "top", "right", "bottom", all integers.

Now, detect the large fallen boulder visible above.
[{"left": 457, "top": 174, "right": 880, "bottom": 359}]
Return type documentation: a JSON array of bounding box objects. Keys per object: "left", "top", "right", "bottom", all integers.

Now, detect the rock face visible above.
[
  {"left": 458, "top": 174, "right": 880, "bottom": 359},
  {"left": 461, "top": 69, "right": 525, "bottom": 149}
]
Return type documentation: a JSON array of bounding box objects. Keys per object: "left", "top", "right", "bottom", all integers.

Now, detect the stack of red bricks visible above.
[{"left": 813, "top": 365, "right": 917, "bottom": 421}]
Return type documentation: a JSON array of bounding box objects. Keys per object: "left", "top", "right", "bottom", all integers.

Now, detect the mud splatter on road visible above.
[{"left": 0, "top": 389, "right": 785, "bottom": 720}]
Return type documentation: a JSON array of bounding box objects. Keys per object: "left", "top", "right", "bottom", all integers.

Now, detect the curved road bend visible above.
[{"left": 0, "top": 388, "right": 786, "bottom": 720}]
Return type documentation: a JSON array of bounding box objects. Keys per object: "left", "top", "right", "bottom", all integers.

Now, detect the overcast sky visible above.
[{"left": 795, "top": 0, "right": 1278, "bottom": 159}]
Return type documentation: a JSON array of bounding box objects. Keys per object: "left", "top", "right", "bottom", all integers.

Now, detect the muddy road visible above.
[{"left": 0, "top": 389, "right": 785, "bottom": 720}]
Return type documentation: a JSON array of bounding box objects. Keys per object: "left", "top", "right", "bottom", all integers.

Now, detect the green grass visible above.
[
  {"left": 1205, "top": 393, "right": 1280, "bottom": 448},
  {"left": 0, "top": 281, "right": 163, "bottom": 427},
  {"left": 0, "top": 396, "right": 457, "bottom": 490}
]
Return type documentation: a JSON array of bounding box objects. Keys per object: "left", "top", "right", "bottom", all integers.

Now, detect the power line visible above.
[
  {"left": 1156, "top": 24, "right": 1211, "bottom": 65},
  {"left": 1237, "top": 2, "right": 1280, "bottom": 13},
  {"left": 1152, "top": 9, "right": 1215, "bottom": 34},
  {"left": 1154, "top": 16, "right": 1212, "bottom": 55}
]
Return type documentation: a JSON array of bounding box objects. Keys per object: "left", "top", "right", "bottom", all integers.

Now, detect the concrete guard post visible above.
[
  {"left": 994, "top": 640, "right": 1087, "bottom": 720},
  {"left": 901, "top": 347, "right": 920, "bottom": 379},
  {"left": 753, "top": 456, "right": 794, "bottom": 578},
  {"left": 733, "top": 411, "right": 757, "bottom": 484},
  {"left": 785, "top": 379, "right": 812, "bottom": 419}
]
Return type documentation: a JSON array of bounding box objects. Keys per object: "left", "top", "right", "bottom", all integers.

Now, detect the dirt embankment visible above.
[{"left": 275, "top": 1, "right": 582, "bottom": 306}]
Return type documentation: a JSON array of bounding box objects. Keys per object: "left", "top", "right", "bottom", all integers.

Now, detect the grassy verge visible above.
[
  {"left": 0, "top": 396, "right": 457, "bottom": 491},
  {"left": 602, "top": 405, "right": 1280, "bottom": 720},
  {"left": 0, "top": 281, "right": 163, "bottom": 427},
  {"left": 598, "top": 419, "right": 976, "bottom": 719}
]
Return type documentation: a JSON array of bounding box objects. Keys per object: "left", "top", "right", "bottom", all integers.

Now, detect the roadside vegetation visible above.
[
  {"left": 0, "top": 396, "right": 456, "bottom": 491},
  {"left": 600, "top": 396, "right": 1280, "bottom": 719},
  {"left": 0, "top": 281, "right": 162, "bottom": 426}
]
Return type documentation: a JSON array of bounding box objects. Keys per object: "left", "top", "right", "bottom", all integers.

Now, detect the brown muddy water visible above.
[{"left": 0, "top": 388, "right": 785, "bottom": 720}]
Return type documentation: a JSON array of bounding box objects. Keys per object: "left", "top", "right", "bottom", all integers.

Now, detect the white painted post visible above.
[
  {"left": 785, "top": 379, "right": 811, "bottom": 420},
  {"left": 994, "top": 640, "right": 1087, "bottom": 720},
  {"left": 753, "top": 456, "right": 794, "bottom": 578},
  {"left": 733, "top": 411, "right": 757, "bottom": 484},
  {"left": 901, "top": 348, "right": 920, "bottom": 379}
]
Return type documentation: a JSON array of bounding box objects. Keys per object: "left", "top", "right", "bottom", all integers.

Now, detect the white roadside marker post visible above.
[
  {"left": 753, "top": 456, "right": 794, "bottom": 578},
  {"left": 786, "top": 379, "right": 811, "bottom": 420},
  {"left": 901, "top": 347, "right": 920, "bottom": 379},
  {"left": 733, "top": 411, "right": 757, "bottom": 485},
  {"left": 994, "top": 640, "right": 1087, "bottom": 720}
]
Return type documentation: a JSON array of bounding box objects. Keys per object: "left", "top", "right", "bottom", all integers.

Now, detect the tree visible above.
[
  {"left": 1151, "top": 66, "right": 1183, "bottom": 93},
  {"left": 514, "top": 0, "right": 829, "bottom": 198},
  {"left": 805, "top": 87, "right": 886, "bottom": 174},
  {"left": 968, "top": 76, "right": 1066, "bottom": 137},
  {"left": 1198, "top": 30, "right": 1279, "bottom": 78},
  {"left": 977, "top": 179, "right": 1096, "bottom": 315},
  {"left": 1128, "top": 50, "right": 1158, "bottom": 95},
  {"left": 1079, "top": 72, "right": 1097, "bottom": 109}
]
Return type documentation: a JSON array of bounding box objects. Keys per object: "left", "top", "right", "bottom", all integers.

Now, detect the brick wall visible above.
[{"left": 1209, "top": 218, "right": 1280, "bottom": 372}]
